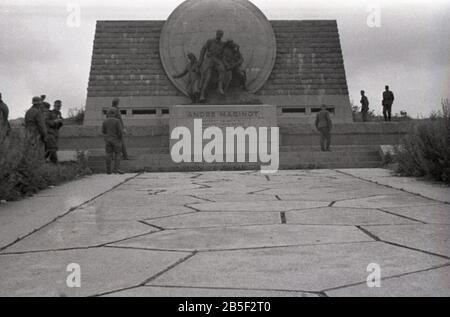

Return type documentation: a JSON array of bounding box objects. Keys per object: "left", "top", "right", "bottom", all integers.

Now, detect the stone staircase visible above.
[{"left": 87, "top": 145, "right": 382, "bottom": 173}]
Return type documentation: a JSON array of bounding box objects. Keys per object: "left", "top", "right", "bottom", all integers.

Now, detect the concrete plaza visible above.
[{"left": 0, "top": 169, "right": 449, "bottom": 297}]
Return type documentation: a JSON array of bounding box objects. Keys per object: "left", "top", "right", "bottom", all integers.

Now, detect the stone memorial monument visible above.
[
  {"left": 72, "top": 0, "right": 395, "bottom": 172},
  {"left": 84, "top": 0, "right": 353, "bottom": 126}
]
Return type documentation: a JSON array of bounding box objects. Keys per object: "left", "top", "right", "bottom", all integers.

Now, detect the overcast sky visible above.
[{"left": 0, "top": 0, "right": 449, "bottom": 119}]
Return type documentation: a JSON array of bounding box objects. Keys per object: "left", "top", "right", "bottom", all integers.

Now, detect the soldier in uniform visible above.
[
  {"left": 360, "top": 90, "right": 370, "bottom": 122},
  {"left": 198, "top": 29, "right": 227, "bottom": 102},
  {"left": 45, "top": 100, "right": 64, "bottom": 163},
  {"left": 173, "top": 53, "right": 201, "bottom": 103},
  {"left": 40, "top": 95, "right": 51, "bottom": 113},
  {"left": 222, "top": 40, "right": 247, "bottom": 92},
  {"left": 0, "top": 92, "right": 11, "bottom": 137},
  {"left": 102, "top": 108, "right": 124, "bottom": 174},
  {"left": 315, "top": 105, "right": 333, "bottom": 152},
  {"left": 111, "top": 97, "right": 129, "bottom": 160},
  {"left": 24, "top": 96, "right": 47, "bottom": 163},
  {"left": 382, "top": 85, "right": 395, "bottom": 122}
]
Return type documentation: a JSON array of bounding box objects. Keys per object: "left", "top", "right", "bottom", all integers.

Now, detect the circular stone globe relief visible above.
[{"left": 160, "top": 0, "right": 277, "bottom": 96}]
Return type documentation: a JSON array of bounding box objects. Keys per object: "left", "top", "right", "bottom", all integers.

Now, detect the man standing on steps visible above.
[
  {"left": 315, "top": 105, "right": 333, "bottom": 152},
  {"left": 382, "top": 85, "right": 395, "bottom": 122},
  {"left": 360, "top": 90, "right": 370, "bottom": 122},
  {"left": 102, "top": 108, "right": 124, "bottom": 174},
  {"left": 111, "top": 97, "right": 129, "bottom": 160}
]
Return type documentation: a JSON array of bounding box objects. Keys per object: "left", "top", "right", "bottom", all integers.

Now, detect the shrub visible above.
[
  {"left": 395, "top": 99, "right": 450, "bottom": 183},
  {"left": 0, "top": 123, "right": 91, "bottom": 201}
]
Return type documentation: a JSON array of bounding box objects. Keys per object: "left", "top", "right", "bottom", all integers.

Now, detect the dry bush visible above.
[
  {"left": 395, "top": 99, "right": 450, "bottom": 183},
  {"left": 0, "top": 122, "right": 90, "bottom": 201}
]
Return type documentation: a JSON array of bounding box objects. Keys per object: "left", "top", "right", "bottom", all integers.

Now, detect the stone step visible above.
[{"left": 87, "top": 145, "right": 382, "bottom": 172}]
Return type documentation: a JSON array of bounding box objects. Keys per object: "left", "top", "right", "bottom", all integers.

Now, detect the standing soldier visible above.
[
  {"left": 45, "top": 100, "right": 64, "bottom": 163},
  {"left": 315, "top": 105, "right": 333, "bottom": 152},
  {"left": 0, "top": 92, "right": 11, "bottom": 137},
  {"left": 382, "top": 85, "right": 395, "bottom": 122},
  {"left": 24, "top": 96, "right": 47, "bottom": 162},
  {"left": 40, "top": 95, "right": 51, "bottom": 113},
  {"left": 111, "top": 97, "right": 129, "bottom": 160},
  {"left": 102, "top": 108, "right": 124, "bottom": 174},
  {"left": 360, "top": 90, "right": 370, "bottom": 122}
]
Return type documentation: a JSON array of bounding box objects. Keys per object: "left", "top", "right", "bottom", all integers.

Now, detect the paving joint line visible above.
[
  {"left": 0, "top": 173, "right": 143, "bottom": 253},
  {"left": 322, "top": 262, "right": 450, "bottom": 294},
  {"left": 376, "top": 208, "right": 427, "bottom": 224},
  {"left": 334, "top": 169, "right": 448, "bottom": 204}
]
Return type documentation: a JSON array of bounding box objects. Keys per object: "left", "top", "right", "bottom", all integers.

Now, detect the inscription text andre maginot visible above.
[{"left": 186, "top": 111, "right": 261, "bottom": 119}]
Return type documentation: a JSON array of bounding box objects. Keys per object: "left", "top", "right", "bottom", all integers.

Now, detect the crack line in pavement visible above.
[
  {"left": 381, "top": 240, "right": 450, "bottom": 260},
  {"left": 142, "top": 251, "right": 197, "bottom": 285},
  {"left": 356, "top": 226, "right": 381, "bottom": 241},
  {"left": 356, "top": 226, "right": 450, "bottom": 260},
  {"left": 0, "top": 173, "right": 143, "bottom": 253},
  {"left": 104, "top": 245, "right": 190, "bottom": 253},
  {"left": 321, "top": 262, "right": 450, "bottom": 294},
  {"left": 328, "top": 201, "right": 336, "bottom": 207},
  {"left": 89, "top": 251, "right": 197, "bottom": 297},
  {"left": 247, "top": 188, "right": 270, "bottom": 195},
  {"left": 143, "top": 284, "right": 322, "bottom": 296},
  {"left": 144, "top": 211, "right": 200, "bottom": 221},
  {"left": 376, "top": 208, "right": 427, "bottom": 224},
  {"left": 195, "top": 240, "right": 378, "bottom": 253},
  {"left": 0, "top": 230, "right": 156, "bottom": 256},
  {"left": 138, "top": 220, "right": 165, "bottom": 231},
  {"left": 184, "top": 204, "right": 202, "bottom": 212},
  {"left": 188, "top": 194, "right": 215, "bottom": 202},
  {"left": 334, "top": 169, "right": 447, "bottom": 204}
]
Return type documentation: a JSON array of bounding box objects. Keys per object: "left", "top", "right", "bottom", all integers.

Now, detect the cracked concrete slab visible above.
[
  {"left": 1, "top": 169, "right": 449, "bottom": 296},
  {"left": 0, "top": 174, "right": 137, "bottom": 250},
  {"left": 145, "top": 212, "right": 281, "bottom": 229},
  {"left": 103, "top": 286, "right": 318, "bottom": 297},
  {"left": 326, "top": 265, "right": 450, "bottom": 297},
  {"left": 111, "top": 225, "right": 372, "bottom": 251},
  {"left": 0, "top": 247, "right": 190, "bottom": 297},
  {"left": 58, "top": 204, "right": 195, "bottom": 222},
  {"left": 149, "top": 242, "right": 448, "bottom": 292},
  {"left": 333, "top": 194, "right": 437, "bottom": 209},
  {"left": 191, "top": 201, "right": 330, "bottom": 212},
  {"left": 3, "top": 220, "right": 155, "bottom": 253},
  {"left": 361, "top": 224, "right": 450, "bottom": 257},
  {"left": 381, "top": 204, "right": 450, "bottom": 224},
  {"left": 285, "top": 207, "right": 419, "bottom": 225}
]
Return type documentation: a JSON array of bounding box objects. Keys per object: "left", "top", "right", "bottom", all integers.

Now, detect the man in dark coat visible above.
[
  {"left": 360, "top": 90, "right": 370, "bottom": 122},
  {"left": 24, "top": 96, "right": 47, "bottom": 162},
  {"left": 382, "top": 85, "right": 395, "bottom": 122},
  {"left": 111, "top": 97, "right": 129, "bottom": 160},
  {"left": 0, "top": 92, "right": 11, "bottom": 137},
  {"left": 45, "top": 100, "right": 64, "bottom": 163},
  {"left": 315, "top": 105, "right": 333, "bottom": 152},
  {"left": 102, "top": 108, "right": 124, "bottom": 174}
]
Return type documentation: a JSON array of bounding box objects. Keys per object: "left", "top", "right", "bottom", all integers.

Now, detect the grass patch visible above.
[
  {"left": 395, "top": 99, "right": 450, "bottom": 184},
  {"left": 0, "top": 123, "right": 91, "bottom": 201}
]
